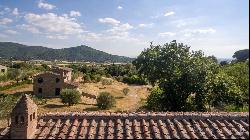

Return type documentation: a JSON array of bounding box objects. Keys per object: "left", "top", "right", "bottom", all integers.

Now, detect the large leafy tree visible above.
[
  {"left": 232, "top": 49, "right": 249, "bottom": 62},
  {"left": 134, "top": 40, "right": 243, "bottom": 111}
]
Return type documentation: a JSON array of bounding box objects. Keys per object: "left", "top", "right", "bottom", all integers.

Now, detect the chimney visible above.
[{"left": 10, "top": 94, "right": 38, "bottom": 139}]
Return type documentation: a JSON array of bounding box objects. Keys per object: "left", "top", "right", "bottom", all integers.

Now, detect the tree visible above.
[
  {"left": 97, "top": 92, "right": 116, "bottom": 109},
  {"left": 222, "top": 62, "right": 249, "bottom": 104},
  {"left": 233, "top": 49, "right": 249, "bottom": 62},
  {"left": 60, "top": 89, "right": 81, "bottom": 106},
  {"left": 205, "top": 71, "right": 244, "bottom": 110},
  {"left": 208, "top": 55, "right": 218, "bottom": 63},
  {"left": 7, "top": 68, "right": 22, "bottom": 83},
  {"left": 133, "top": 40, "right": 221, "bottom": 111},
  {"left": 220, "top": 61, "right": 228, "bottom": 66}
]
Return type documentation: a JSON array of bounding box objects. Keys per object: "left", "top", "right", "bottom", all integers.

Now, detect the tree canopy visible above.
[
  {"left": 133, "top": 40, "right": 247, "bottom": 111},
  {"left": 233, "top": 49, "right": 249, "bottom": 62}
]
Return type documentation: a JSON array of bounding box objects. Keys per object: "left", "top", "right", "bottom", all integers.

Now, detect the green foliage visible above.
[
  {"left": 60, "top": 89, "right": 81, "bottom": 106},
  {"left": 146, "top": 87, "right": 164, "bottom": 111},
  {"left": 220, "top": 61, "right": 228, "bottom": 66},
  {"left": 0, "top": 80, "right": 32, "bottom": 91},
  {"left": 205, "top": 71, "right": 244, "bottom": 109},
  {"left": 122, "top": 88, "right": 130, "bottom": 95},
  {"left": 0, "top": 93, "right": 20, "bottom": 119},
  {"left": 232, "top": 49, "right": 249, "bottom": 62},
  {"left": 122, "top": 75, "right": 147, "bottom": 85},
  {"left": 83, "top": 73, "right": 101, "bottom": 83},
  {"left": 222, "top": 62, "right": 249, "bottom": 103},
  {"left": 97, "top": 92, "right": 116, "bottom": 109},
  {"left": 0, "top": 42, "right": 133, "bottom": 62},
  {"left": 134, "top": 40, "right": 225, "bottom": 111},
  {"left": 207, "top": 55, "right": 218, "bottom": 63}
]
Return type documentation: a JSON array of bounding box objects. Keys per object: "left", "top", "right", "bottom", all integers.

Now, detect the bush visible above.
[
  {"left": 122, "top": 88, "right": 129, "bottom": 95},
  {"left": 146, "top": 87, "right": 164, "bottom": 111},
  {"left": 102, "top": 79, "right": 112, "bottom": 85},
  {"left": 122, "top": 75, "right": 147, "bottom": 85},
  {"left": 97, "top": 92, "right": 116, "bottom": 109},
  {"left": 60, "top": 89, "right": 81, "bottom": 106}
]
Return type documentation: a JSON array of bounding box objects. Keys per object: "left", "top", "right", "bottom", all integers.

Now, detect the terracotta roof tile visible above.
[{"left": 1, "top": 112, "right": 249, "bottom": 139}]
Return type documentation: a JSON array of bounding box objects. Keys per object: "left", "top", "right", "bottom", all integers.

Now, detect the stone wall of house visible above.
[
  {"left": 34, "top": 73, "right": 64, "bottom": 97},
  {"left": 34, "top": 72, "right": 78, "bottom": 97},
  {"left": 0, "top": 65, "right": 7, "bottom": 73}
]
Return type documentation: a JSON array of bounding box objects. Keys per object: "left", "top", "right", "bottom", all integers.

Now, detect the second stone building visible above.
[{"left": 33, "top": 66, "right": 79, "bottom": 97}]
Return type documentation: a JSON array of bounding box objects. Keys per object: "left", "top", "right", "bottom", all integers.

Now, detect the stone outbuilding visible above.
[
  {"left": 0, "top": 65, "right": 7, "bottom": 74},
  {"left": 33, "top": 66, "right": 79, "bottom": 97}
]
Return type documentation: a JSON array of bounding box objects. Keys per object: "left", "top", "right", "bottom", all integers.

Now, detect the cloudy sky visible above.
[{"left": 0, "top": 0, "right": 248, "bottom": 58}]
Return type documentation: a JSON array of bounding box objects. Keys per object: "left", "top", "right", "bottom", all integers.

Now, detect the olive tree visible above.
[
  {"left": 133, "top": 40, "right": 243, "bottom": 111},
  {"left": 60, "top": 89, "right": 81, "bottom": 106}
]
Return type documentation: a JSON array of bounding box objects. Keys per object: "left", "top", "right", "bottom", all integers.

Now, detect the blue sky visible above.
[{"left": 0, "top": 0, "right": 248, "bottom": 58}]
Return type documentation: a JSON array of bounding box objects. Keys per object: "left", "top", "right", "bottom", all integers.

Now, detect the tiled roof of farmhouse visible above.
[
  {"left": 1, "top": 112, "right": 249, "bottom": 139},
  {"left": 34, "top": 71, "right": 61, "bottom": 77}
]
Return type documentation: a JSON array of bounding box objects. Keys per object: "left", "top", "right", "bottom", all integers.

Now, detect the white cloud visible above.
[
  {"left": 38, "top": 0, "right": 55, "bottom": 10},
  {"left": 12, "top": 8, "right": 19, "bottom": 15},
  {"left": 107, "top": 23, "right": 133, "bottom": 37},
  {"left": 158, "top": 32, "right": 176, "bottom": 37},
  {"left": 164, "top": 11, "right": 175, "bottom": 17},
  {"left": 70, "top": 11, "right": 81, "bottom": 17},
  {"left": 117, "top": 6, "right": 123, "bottom": 10},
  {"left": 5, "top": 30, "right": 17, "bottom": 34},
  {"left": 17, "top": 24, "right": 41, "bottom": 34},
  {"left": 4, "top": 7, "right": 10, "bottom": 12},
  {"left": 183, "top": 28, "right": 216, "bottom": 37},
  {"left": 0, "top": 18, "right": 12, "bottom": 25},
  {"left": 138, "top": 23, "right": 154, "bottom": 28},
  {"left": 99, "top": 18, "right": 121, "bottom": 25},
  {"left": 24, "top": 13, "right": 83, "bottom": 35},
  {"left": 46, "top": 35, "right": 68, "bottom": 40}
]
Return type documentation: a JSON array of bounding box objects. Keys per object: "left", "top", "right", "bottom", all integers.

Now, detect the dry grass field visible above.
[{"left": 0, "top": 78, "right": 151, "bottom": 128}]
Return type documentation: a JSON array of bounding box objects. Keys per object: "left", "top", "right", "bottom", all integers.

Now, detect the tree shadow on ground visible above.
[
  {"left": 115, "top": 96, "right": 124, "bottom": 99},
  {"left": 43, "top": 104, "right": 66, "bottom": 108},
  {"left": 84, "top": 106, "right": 99, "bottom": 111}
]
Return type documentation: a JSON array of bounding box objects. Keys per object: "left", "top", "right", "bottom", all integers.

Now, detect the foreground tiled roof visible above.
[{"left": 1, "top": 112, "right": 249, "bottom": 139}]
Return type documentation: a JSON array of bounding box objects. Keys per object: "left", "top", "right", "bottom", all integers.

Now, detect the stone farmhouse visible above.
[
  {"left": 0, "top": 65, "right": 7, "bottom": 74},
  {"left": 0, "top": 94, "right": 249, "bottom": 139},
  {"left": 33, "top": 66, "right": 79, "bottom": 97}
]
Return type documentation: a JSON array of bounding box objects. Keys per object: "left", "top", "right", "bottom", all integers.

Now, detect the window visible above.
[
  {"left": 38, "top": 88, "right": 42, "bottom": 93},
  {"left": 55, "top": 88, "right": 60, "bottom": 96},
  {"left": 56, "top": 78, "right": 60, "bottom": 83},
  {"left": 30, "top": 114, "right": 32, "bottom": 121},
  {"left": 37, "top": 77, "right": 43, "bottom": 83},
  {"left": 33, "top": 112, "right": 35, "bottom": 119},
  {"left": 20, "top": 116, "right": 24, "bottom": 123},
  {"left": 15, "top": 116, "right": 18, "bottom": 124},
  {"left": 1, "top": 69, "right": 5, "bottom": 72}
]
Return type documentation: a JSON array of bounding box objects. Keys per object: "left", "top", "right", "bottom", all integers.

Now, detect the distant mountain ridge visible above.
[{"left": 0, "top": 42, "right": 134, "bottom": 62}]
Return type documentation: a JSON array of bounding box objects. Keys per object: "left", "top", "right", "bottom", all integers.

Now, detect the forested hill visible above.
[{"left": 0, "top": 42, "right": 134, "bottom": 62}]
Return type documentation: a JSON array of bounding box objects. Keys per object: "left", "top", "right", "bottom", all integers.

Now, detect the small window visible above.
[
  {"left": 56, "top": 78, "right": 60, "bottom": 83},
  {"left": 15, "top": 116, "right": 18, "bottom": 124},
  {"left": 37, "top": 77, "right": 43, "bottom": 83},
  {"left": 1, "top": 69, "right": 5, "bottom": 72},
  {"left": 33, "top": 112, "right": 35, "bottom": 119},
  {"left": 20, "top": 116, "right": 24, "bottom": 123},
  {"left": 30, "top": 114, "right": 32, "bottom": 121},
  {"left": 38, "top": 88, "right": 42, "bottom": 93}
]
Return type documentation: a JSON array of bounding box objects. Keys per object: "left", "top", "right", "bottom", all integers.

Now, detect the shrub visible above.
[
  {"left": 146, "top": 87, "right": 164, "bottom": 111},
  {"left": 60, "top": 89, "right": 81, "bottom": 106},
  {"left": 97, "top": 92, "right": 116, "bottom": 109},
  {"left": 102, "top": 79, "right": 112, "bottom": 85},
  {"left": 122, "top": 88, "right": 129, "bottom": 95},
  {"left": 122, "top": 75, "right": 147, "bottom": 85}
]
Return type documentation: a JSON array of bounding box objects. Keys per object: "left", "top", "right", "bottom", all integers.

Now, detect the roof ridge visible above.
[{"left": 38, "top": 111, "right": 249, "bottom": 121}]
